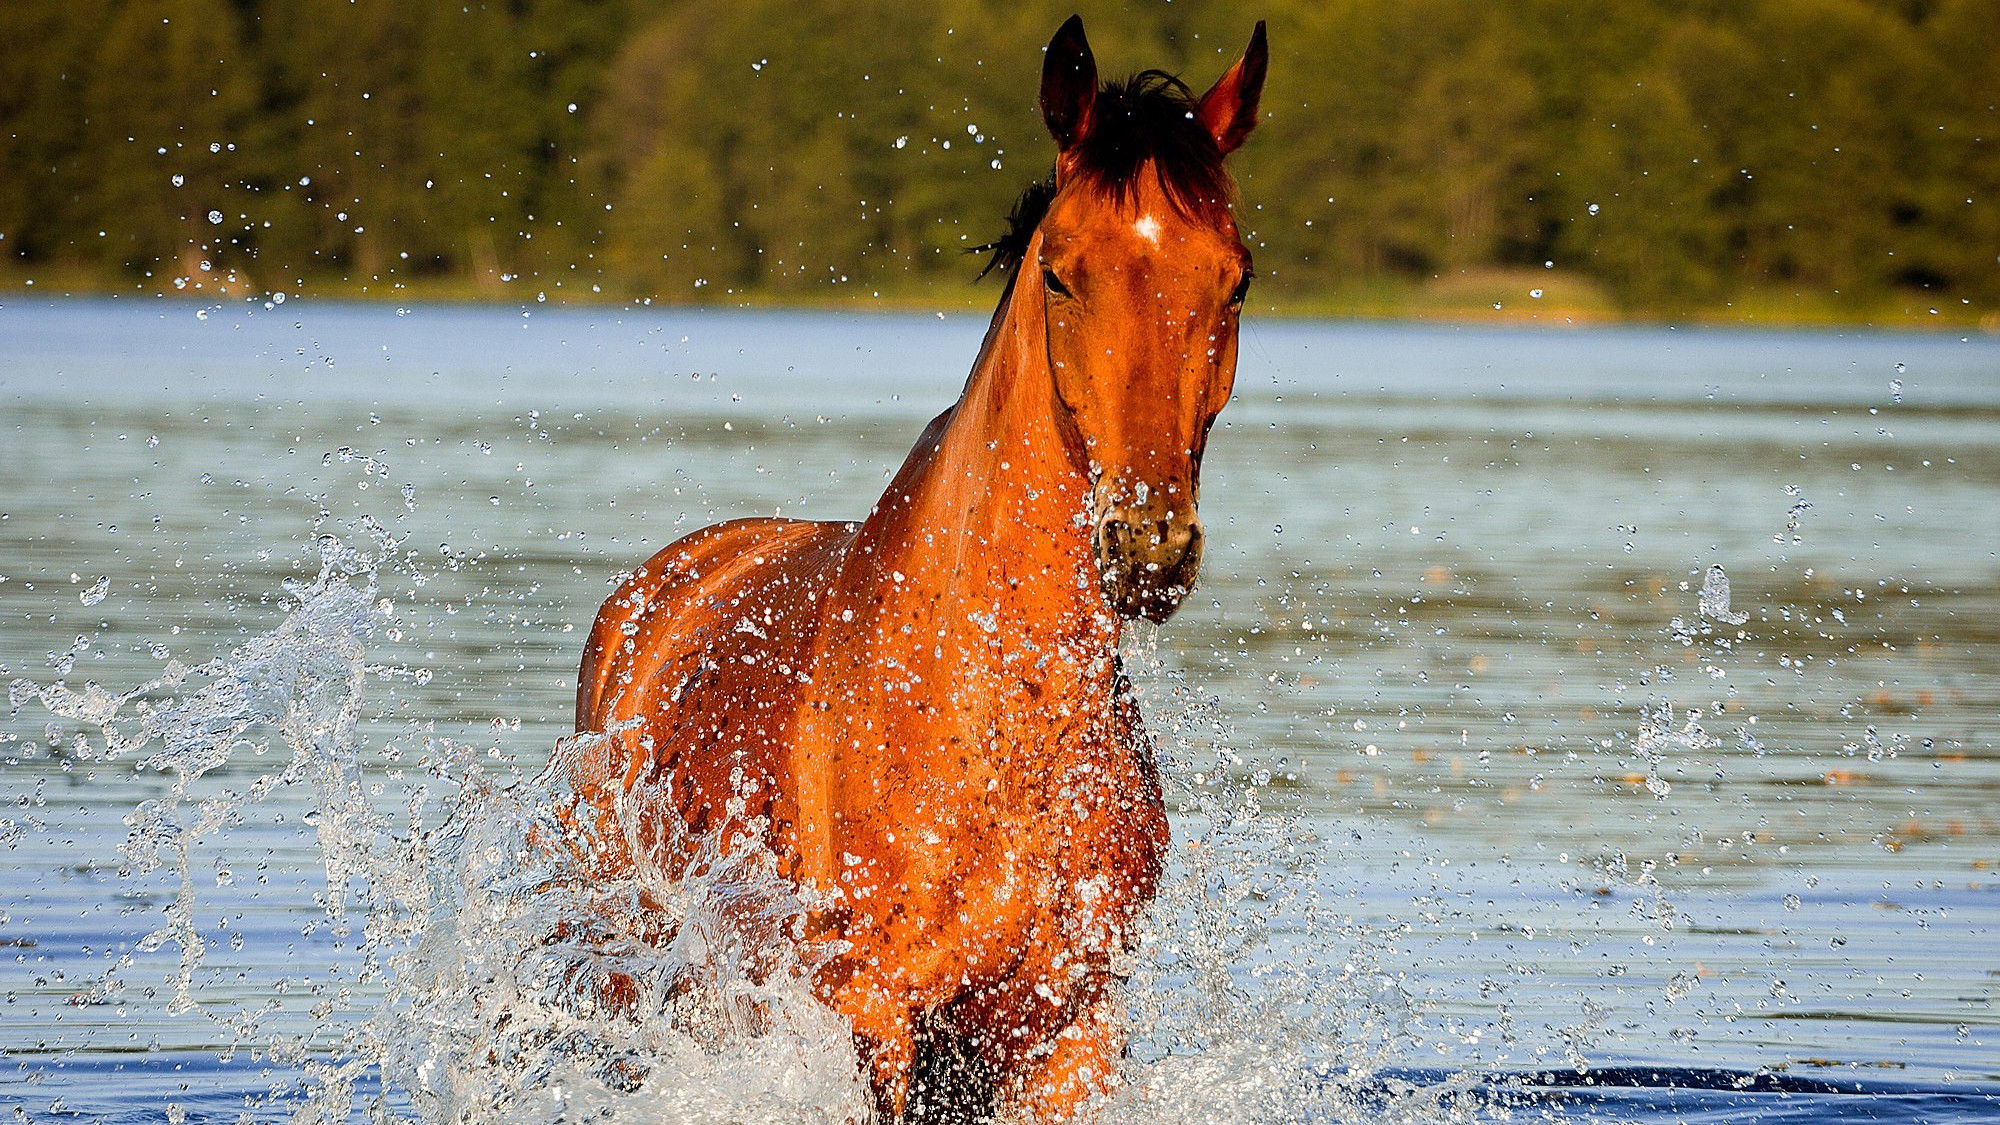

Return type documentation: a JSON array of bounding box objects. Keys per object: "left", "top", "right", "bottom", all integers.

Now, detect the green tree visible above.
[
  {"left": 1380, "top": 30, "right": 1544, "bottom": 273},
  {"left": 1911, "top": 0, "right": 2000, "bottom": 303},
  {"left": 2, "top": 0, "right": 1994, "bottom": 316},
  {"left": 0, "top": 0, "right": 112, "bottom": 266},
  {"left": 1552, "top": 68, "right": 1730, "bottom": 309},
  {"left": 1718, "top": 0, "right": 1942, "bottom": 299},
  {"left": 0, "top": 0, "right": 257, "bottom": 285}
]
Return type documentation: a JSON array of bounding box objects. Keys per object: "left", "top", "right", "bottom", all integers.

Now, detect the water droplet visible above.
[
  {"left": 1698, "top": 564, "right": 1748, "bottom": 626},
  {"left": 1777, "top": 484, "right": 1813, "bottom": 545}
]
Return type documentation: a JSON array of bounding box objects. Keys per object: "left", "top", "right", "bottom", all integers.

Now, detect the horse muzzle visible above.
[{"left": 1092, "top": 504, "right": 1205, "bottom": 623}]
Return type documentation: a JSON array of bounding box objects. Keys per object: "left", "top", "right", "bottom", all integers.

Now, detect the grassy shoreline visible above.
[{"left": 3, "top": 265, "right": 1992, "bottom": 332}]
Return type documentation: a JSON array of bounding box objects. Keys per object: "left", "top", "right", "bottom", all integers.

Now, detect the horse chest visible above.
[{"left": 876, "top": 725, "right": 1161, "bottom": 909}]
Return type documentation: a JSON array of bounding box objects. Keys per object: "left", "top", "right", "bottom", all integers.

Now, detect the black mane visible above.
[{"left": 975, "top": 71, "right": 1234, "bottom": 281}]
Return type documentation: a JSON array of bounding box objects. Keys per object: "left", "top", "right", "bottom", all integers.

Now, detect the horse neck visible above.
[{"left": 855, "top": 268, "right": 1108, "bottom": 638}]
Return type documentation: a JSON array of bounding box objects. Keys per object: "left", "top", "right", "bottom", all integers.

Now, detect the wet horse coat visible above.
[{"left": 560, "top": 16, "right": 1266, "bottom": 1121}]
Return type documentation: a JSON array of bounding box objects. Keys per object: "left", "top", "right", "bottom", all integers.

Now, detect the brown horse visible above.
[{"left": 557, "top": 15, "right": 1265, "bottom": 1122}]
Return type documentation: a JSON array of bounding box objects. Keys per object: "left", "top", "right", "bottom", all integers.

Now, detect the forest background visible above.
[{"left": 3, "top": 0, "right": 1996, "bottom": 324}]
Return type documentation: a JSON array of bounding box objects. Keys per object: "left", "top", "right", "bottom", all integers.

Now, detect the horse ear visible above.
[
  {"left": 1040, "top": 15, "right": 1097, "bottom": 154},
  {"left": 1196, "top": 21, "right": 1268, "bottom": 156}
]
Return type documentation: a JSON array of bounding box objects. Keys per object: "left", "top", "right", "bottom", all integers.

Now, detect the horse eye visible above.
[
  {"left": 1227, "top": 272, "right": 1254, "bottom": 308},
  {"left": 1042, "top": 268, "right": 1074, "bottom": 299}
]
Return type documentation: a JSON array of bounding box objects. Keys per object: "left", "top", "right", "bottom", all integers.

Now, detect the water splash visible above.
[
  {"left": 17, "top": 535, "right": 384, "bottom": 1016},
  {"left": 1697, "top": 564, "right": 1748, "bottom": 626},
  {"left": 19, "top": 523, "right": 1862, "bottom": 1124},
  {"left": 1777, "top": 484, "right": 1813, "bottom": 546},
  {"left": 16, "top": 528, "right": 1486, "bottom": 1125},
  {"left": 341, "top": 750, "right": 871, "bottom": 1125},
  {"left": 15, "top": 533, "right": 870, "bottom": 1124},
  {"left": 1111, "top": 647, "right": 1475, "bottom": 1124}
]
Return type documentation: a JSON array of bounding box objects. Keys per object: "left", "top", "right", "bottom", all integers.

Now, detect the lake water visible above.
[{"left": 1, "top": 297, "right": 1996, "bottom": 1122}]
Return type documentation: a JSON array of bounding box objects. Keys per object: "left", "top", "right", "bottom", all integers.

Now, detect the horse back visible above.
[{"left": 571, "top": 518, "right": 852, "bottom": 838}]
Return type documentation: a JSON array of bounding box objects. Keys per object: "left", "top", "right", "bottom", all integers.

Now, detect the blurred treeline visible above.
[{"left": 3, "top": 0, "right": 1995, "bottom": 317}]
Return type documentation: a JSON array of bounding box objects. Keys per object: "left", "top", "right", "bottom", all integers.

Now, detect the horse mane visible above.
[{"left": 975, "top": 70, "right": 1234, "bottom": 281}]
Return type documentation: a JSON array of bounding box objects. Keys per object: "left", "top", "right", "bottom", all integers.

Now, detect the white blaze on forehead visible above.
[{"left": 1133, "top": 213, "right": 1163, "bottom": 246}]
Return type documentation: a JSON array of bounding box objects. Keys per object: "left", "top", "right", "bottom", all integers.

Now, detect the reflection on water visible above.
[{"left": 1, "top": 300, "right": 1996, "bottom": 1120}]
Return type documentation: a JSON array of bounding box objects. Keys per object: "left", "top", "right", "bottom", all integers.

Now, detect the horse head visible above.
[{"left": 1032, "top": 16, "right": 1266, "bottom": 623}]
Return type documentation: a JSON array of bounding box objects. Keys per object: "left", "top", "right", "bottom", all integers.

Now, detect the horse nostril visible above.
[
  {"left": 1091, "top": 505, "right": 1207, "bottom": 621},
  {"left": 1095, "top": 511, "right": 1196, "bottom": 564}
]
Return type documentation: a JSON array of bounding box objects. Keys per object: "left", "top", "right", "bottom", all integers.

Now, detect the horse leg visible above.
[
  {"left": 906, "top": 1014, "right": 998, "bottom": 1124},
  {"left": 848, "top": 993, "right": 1005, "bottom": 1123},
  {"left": 840, "top": 997, "right": 919, "bottom": 1121},
  {"left": 997, "top": 993, "right": 1124, "bottom": 1123}
]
